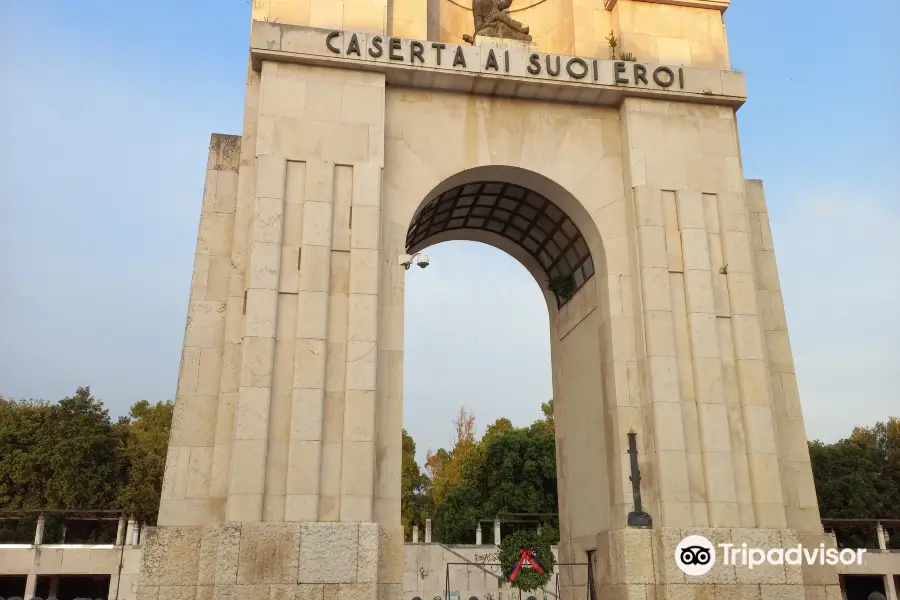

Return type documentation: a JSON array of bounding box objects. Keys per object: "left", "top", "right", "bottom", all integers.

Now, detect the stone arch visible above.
[
  {"left": 398, "top": 165, "right": 618, "bottom": 588},
  {"left": 404, "top": 165, "right": 608, "bottom": 313}
]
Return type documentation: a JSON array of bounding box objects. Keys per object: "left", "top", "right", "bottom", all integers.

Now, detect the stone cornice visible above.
[
  {"left": 250, "top": 23, "right": 746, "bottom": 109},
  {"left": 604, "top": 0, "right": 729, "bottom": 11}
]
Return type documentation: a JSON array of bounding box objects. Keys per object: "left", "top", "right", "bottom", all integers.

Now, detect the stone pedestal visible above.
[
  {"left": 474, "top": 36, "right": 538, "bottom": 54},
  {"left": 556, "top": 527, "right": 840, "bottom": 600},
  {"left": 135, "top": 522, "right": 396, "bottom": 600}
]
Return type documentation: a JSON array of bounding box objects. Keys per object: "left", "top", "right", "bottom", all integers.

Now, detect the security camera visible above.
[{"left": 415, "top": 254, "right": 430, "bottom": 269}]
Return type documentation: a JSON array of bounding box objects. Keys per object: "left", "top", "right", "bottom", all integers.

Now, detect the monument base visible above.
[
  {"left": 473, "top": 35, "right": 538, "bottom": 53},
  {"left": 136, "top": 523, "right": 838, "bottom": 600},
  {"left": 135, "top": 522, "right": 401, "bottom": 600},
  {"left": 556, "top": 527, "right": 841, "bottom": 600}
]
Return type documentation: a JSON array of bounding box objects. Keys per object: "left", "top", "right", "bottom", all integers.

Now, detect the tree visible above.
[
  {"left": 401, "top": 429, "right": 431, "bottom": 537},
  {"left": 0, "top": 388, "right": 175, "bottom": 537},
  {"left": 427, "top": 409, "right": 559, "bottom": 544},
  {"left": 117, "top": 400, "right": 175, "bottom": 525},
  {"left": 44, "top": 387, "right": 124, "bottom": 510},
  {"left": 810, "top": 416, "right": 900, "bottom": 548},
  {"left": 0, "top": 396, "right": 54, "bottom": 509}
]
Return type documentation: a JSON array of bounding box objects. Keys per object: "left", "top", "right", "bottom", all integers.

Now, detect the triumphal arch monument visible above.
[{"left": 137, "top": 1, "right": 841, "bottom": 599}]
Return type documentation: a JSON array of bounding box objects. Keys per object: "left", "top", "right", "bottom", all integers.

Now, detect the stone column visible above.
[
  {"left": 125, "top": 518, "right": 135, "bottom": 546},
  {"left": 476, "top": 524, "right": 482, "bottom": 545},
  {"left": 133, "top": 523, "right": 141, "bottom": 546},
  {"left": 425, "top": 518, "right": 432, "bottom": 543},
  {"left": 33, "top": 515, "right": 45, "bottom": 545},
  {"left": 24, "top": 572, "right": 37, "bottom": 600},
  {"left": 157, "top": 134, "right": 240, "bottom": 526},
  {"left": 876, "top": 523, "right": 899, "bottom": 600},
  {"left": 412, "top": 526, "right": 419, "bottom": 543},
  {"left": 116, "top": 517, "right": 127, "bottom": 546},
  {"left": 493, "top": 519, "right": 501, "bottom": 546},
  {"left": 630, "top": 185, "right": 693, "bottom": 526},
  {"left": 674, "top": 188, "right": 741, "bottom": 527}
]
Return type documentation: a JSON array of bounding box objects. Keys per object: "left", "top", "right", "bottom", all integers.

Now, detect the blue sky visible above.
[{"left": 1, "top": 0, "right": 898, "bottom": 460}]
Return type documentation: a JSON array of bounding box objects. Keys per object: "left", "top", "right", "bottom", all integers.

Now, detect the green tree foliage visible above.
[
  {"left": 46, "top": 387, "right": 125, "bottom": 510},
  {"left": 0, "top": 396, "right": 54, "bottom": 509},
  {"left": 401, "top": 429, "right": 432, "bottom": 537},
  {"left": 117, "top": 400, "right": 175, "bottom": 525},
  {"left": 0, "top": 388, "right": 174, "bottom": 529},
  {"left": 429, "top": 406, "right": 559, "bottom": 544},
  {"left": 810, "top": 417, "right": 900, "bottom": 548}
]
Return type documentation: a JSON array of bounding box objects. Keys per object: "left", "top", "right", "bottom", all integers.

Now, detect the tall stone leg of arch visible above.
[
  {"left": 136, "top": 55, "right": 395, "bottom": 600},
  {"left": 613, "top": 97, "right": 840, "bottom": 600}
]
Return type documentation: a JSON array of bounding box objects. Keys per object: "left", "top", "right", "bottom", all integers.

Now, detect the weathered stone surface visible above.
[
  {"left": 760, "top": 585, "right": 806, "bottom": 600},
  {"left": 138, "top": 526, "right": 202, "bottom": 586},
  {"left": 654, "top": 528, "right": 686, "bottom": 585},
  {"left": 298, "top": 523, "right": 360, "bottom": 584},
  {"left": 238, "top": 522, "right": 302, "bottom": 584},
  {"left": 731, "top": 529, "right": 786, "bottom": 584},
  {"left": 199, "top": 526, "right": 220, "bottom": 585},
  {"left": 609, "top": 529, "right": 655, "bottom": 585},
  {"left": 136, "top": 586, "right": 160, "bottom": 600},
  {"left": 323, "top": 583, "right": 378, "bottom": 600},
  {"left": 715, "top": 585, "right": 762, "bottom": 600},
  {"left": 214, "top": 583, "right": 272, "bottom": 600},
  {"left": 216, "top": 523, "right": 242, "bottom": 584},
  {"left": 270, "top": 583, "right": 325, "bottom": 600},
  {"left": 376, "top": 583, "right": 401, "bottom": 600},
  {"left": 376, "top": 525, "right": 403, "bottom": 585},
  {"left": 158, "top": 585, "right": 199, "bottom": 600},
  {"left": 660, "top": 584, "right": 716, "bottom": 600},
  {"left": 357, "top": 523, "right": 379, "bottom": 583}
]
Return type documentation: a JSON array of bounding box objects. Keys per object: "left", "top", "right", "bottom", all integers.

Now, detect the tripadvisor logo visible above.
[
  {"left": 676, "top": 535, "right": 716, "bottom": 576},
  {"left": 674, "top": 534, "right": 867, "bottom": 576}
]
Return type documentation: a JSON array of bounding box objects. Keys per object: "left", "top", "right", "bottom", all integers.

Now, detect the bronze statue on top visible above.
[{"left": 462, "top": 0, "right": 532, "bottom": 44}]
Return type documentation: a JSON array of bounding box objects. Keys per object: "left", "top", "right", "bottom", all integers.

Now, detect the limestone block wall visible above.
[
  {"left": 251, "top": 0, "right": 429, "bottom": 38},
  {"left": 137, "top": 523, "right": 381, "bottom": 600},
  {"left": 222, "top": 60, "right": 387, "bottom": 526},
  {"left": 159, "top": 134, "right": 241, "bottom": 527},
  {"left": 618, "top": 96, "right": 786, "bottom": 530},
  {"left": 609, "top": 0, "right": 731, "bottom": 67},
  {"left": 252, "top": 0, "right": 390, "bottom": 35},
  {"left": 252, "top": 0, "right": 727, "bottom": 66}
]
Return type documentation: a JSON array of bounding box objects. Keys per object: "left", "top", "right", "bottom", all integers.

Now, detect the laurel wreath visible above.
[{"left": 498, "top": 529, "right": 555, "bottom": 591}]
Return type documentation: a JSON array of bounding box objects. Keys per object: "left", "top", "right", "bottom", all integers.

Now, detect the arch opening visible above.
[{"left": 405, "top": 181, "right": 595, "bottom": 307}]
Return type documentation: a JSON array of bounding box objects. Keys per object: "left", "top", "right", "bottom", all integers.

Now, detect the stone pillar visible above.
[
  {"left": 493, "top": 519, "right": 501, "bottom": 546},
  {"left": 425, "top": 518, "right": 432, "bottom": 543},
  {"left": 476, "top": 523, "right": 482, "bottom": 545},
  {"left": 24, "top": 572, "right": 37, "bottom": 600},
  {"left": 125, "top": 518, "right": 135, "bottom": 546},
  {"left": 876, "top": 523, "right": 899, "bottom": 600},
  {"left": 136, "top": 36, "right": 389, "bottom": 600},
  {"left": 412, "top": 525, "right": 419, "bottom": 543},
  {"left": 34, "top": 515, "right": 45, "bottom": 545},
  {"left": 157, "top": 133, "right": 240, "bottom": 526},
  {"left": 886, "top": 575, "right": 899, "bottom": 600},
  {"left": 877, "top": 521, "right": 888, "bottom": 551},
  {"left": 133, "top": 523, "right": 141, "bottom": 546},
  {"left": 116, "top": 517, "right": 127, "bottom": 546},
  {"left": 48, "top": 575, "right": 60, "bottom": 599}
]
